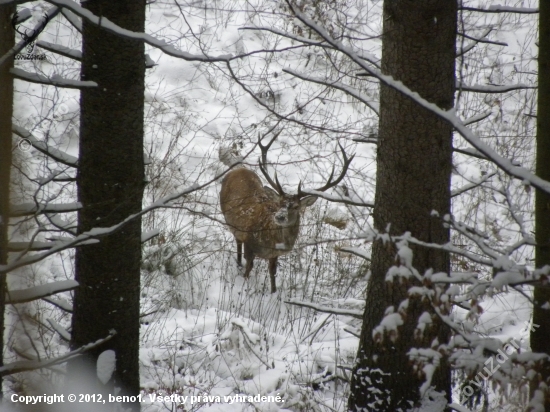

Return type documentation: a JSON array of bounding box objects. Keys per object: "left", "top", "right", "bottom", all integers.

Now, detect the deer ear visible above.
[
  {"left": 300, "top": 196, "right": 317, "bottom": 208},
  {"left": 263, "top": 186, "right": 280, "bottom": 200}
]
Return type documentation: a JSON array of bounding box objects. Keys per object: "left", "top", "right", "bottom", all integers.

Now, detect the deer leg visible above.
[
  {"left": 268, "top": 257, "right": 278, "bottom": 293},
  {"left": 236, "top": 240, "right": 242, "bottom": 267},
  {"left": 243, "top": 243, "right": 254, "bottom": 279}
]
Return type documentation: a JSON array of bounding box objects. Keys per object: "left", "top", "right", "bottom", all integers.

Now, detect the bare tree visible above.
[
  {"left": 67, "top": 0, "right": 146, "bottom": 405},
  {"left": 532, "top": 0, "right": 550, "bottom": 408},
  {"left": 0, "top": 2, "right": 15, "bottom": 399},
  {"left": 346, "top": 1, "right": 457, "bottom": 409}
]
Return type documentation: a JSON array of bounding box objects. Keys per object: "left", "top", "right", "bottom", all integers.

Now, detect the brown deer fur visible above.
[{"left": 220, "top": 168, "right": 316, "bottom": 293}]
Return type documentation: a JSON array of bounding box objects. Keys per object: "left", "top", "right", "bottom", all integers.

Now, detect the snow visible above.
[
  {"left": 3, "top": 0, "right": 544, "bottom": 410},
  {"left": 97, "top": 350, "right": 116, "bottom": 385}
]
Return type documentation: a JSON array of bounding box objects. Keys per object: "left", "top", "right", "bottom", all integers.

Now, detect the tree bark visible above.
[
  {"left": 531, "top": 0, "right": 550, "bottom": 408},
  {"left": 348, "top": 1, "right": 456, "bottom": 410},
  {"left": 69, "top": 1, "right": 146, "bottom": 407},
  {"left": 0, "top": 3, "right": 15, "bottom": 400}
]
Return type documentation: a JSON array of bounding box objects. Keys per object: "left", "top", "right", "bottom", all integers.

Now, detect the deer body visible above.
[
  {"left": 219, "top": 133, "right": 353, "bottom": 293},
  {"left": 220, "top": 168, "right": 314, "bottom": 293}
]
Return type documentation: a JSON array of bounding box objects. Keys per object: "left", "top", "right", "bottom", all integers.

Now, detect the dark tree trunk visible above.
[
  {"left": 69, "top": 0, "right": 146, "bottom": 406},
  {"left": 532, "top": 0, "right": 550, "bottom": 408},
  {"left": 0, "top": 3, "right": 15, "bottom": 400},
  {"left": 348, "top": 1, "right": 456, "bottom": 410}
]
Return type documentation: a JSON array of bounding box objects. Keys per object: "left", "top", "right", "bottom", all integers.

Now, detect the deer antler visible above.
[
  {"left": 258, "top": 131, "right": 285, "bottom": 195},
  {"left": 297, "top": 142, "right": 354, "bottom": 198}
]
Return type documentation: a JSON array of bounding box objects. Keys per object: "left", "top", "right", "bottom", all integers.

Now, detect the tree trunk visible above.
[
  {"left": 69, "top": 1, "right": 146, "bottom": 406},
  {"left": 531, "top": 0, "right": 550, "bottom": 408},
  {"left": 0, "top": 3, "right": 15, "bottom": 400},
  {"left": 348, "top": 1, "right": 456, "bottom": 410}
]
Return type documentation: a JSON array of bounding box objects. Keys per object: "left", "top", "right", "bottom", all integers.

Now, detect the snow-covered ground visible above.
[{"left": 3, "top": 0, "right": 541, "bottom": 411}]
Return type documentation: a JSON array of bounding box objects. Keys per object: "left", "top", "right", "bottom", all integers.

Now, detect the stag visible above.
[{"left": 220, "top": 133, "right": 353, "bottom": 293}]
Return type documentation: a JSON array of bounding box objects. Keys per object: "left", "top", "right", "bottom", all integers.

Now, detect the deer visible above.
[{"left": 219, "top": 132, "right": 354, "bottom": 293}]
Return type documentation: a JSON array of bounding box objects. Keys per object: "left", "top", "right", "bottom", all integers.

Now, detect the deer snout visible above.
[{"left": 274, "top": 209, "right": 288, "bottom": 225}]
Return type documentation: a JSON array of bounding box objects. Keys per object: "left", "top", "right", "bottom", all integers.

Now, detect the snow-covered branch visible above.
[
  {"left": 42, "top": 296, "right": 73, "bottom": 313},
  {"left": 10, "top": 68, "right": 97, "bottom": 89},
  {"left": 13, "top": 125, "right": 78, "bottom": 167},
  {"left": 0, "top": 331, "right": 115, "bottom": 376},
  {"left": 36, "top": 40, "right": 82, "bottom": 60},
  {"left": 5, "top": 279, "right": 79, "bottom": 304},
  {"left": 8, "top": 239, "right": 97, "bottom": 251},
  {"left": 460, "top": 5, "right": 538, "bottom": 14},
  {"left": 285, "top": 298, "right": 363, "bottom": 318},
  {"left": 47, "top": 319, "right": 71, "bottom": 341},
  {"left": 457, "top": 81, "right": 536, "bottom": 94},
  {"left": 10, "top": 202, "right": 82, "bottom": 217}
]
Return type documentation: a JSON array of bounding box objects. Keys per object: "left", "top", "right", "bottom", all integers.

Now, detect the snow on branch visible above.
[
  {"left": 42, "top": 296, "right": 73, "bottom": 313},
  {"left": 338, "top": 246, "right": 371, "bottom": 261},
  {"left": 463, "top": 110, "right": 492, "bottom": 126},
  {"left": 284, "top": 6, "right": 550, "bottom": 195},
  {"left": 448, "top": 403, "right": 475, "bottom": 412},
  {"left": 10, "top": 230, "right": 158, "bottom": 252},
  {"left": 230, "top": 319, "right": 271, "bottom": 369},
  {"left": 10, "top": 202, "right": 82, "bottom": 217},
  {"left": 47, "top": 318, "right": 71, "bottom": 341},
  {"left": 13, "top": 125, "right": 78, "bottom": 167},
  {"left": 5, "top": 279, "right": 79, "bottom": 304},
  {"left": 460, "top": 5, "right": 538, "bottom": 14},
  {"left": 457, "top": 81, "right": 536, "bottom": 94},
  {"left": 453, "top": 146, "right": 488, "bottom": 161},
  {"left": 285, "top": 298, "right": 363, "bottom": 318},
  {"left": 60, "top": 8, "right": 81, "bottom": 32},
  {"left": 36, "top": 40, "right": 82, "bottom": 60},
  {"left": 10, "top": 68, "right": 98, "bottom": 89},
  {"left": 8, "top": 239, "right": 97, "bottom": 251},
  {"left": 142, "top": 229, "right": 160, "bottom": 243},
  {"left": 17, "top": 0, "right": 233, "bottom": 62},
  {"left": 0, "top": 331, "right": 115, "bottom": 377}
]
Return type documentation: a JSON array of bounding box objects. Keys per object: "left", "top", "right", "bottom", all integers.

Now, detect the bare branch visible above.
[
  {"left": 0, "top": 6, "right": 59, "bottom": 68},
  {"left": 451, "top": 172, "right": 496, "bottom": 198},
  {"left": 283, "top": 6, "right": 550, "bottom": 194}
]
